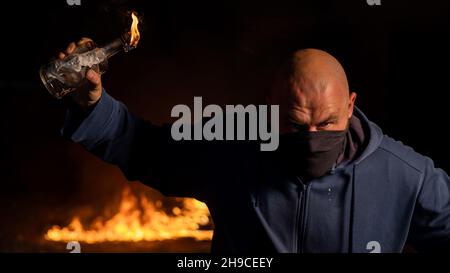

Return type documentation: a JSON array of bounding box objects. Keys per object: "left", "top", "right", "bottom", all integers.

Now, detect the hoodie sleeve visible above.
[
  {"left": 408, "top": 158, "right": 450, "bottom": 252},
  {"left": 61, "top": 89, "right": 230, "bottom": 200}
]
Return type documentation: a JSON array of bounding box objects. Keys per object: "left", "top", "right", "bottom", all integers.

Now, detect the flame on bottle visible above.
[{"left": 129, "top": 11, "right": 141, "bottom": 47}]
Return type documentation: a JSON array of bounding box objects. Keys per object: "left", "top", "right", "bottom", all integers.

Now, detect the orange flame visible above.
[
  {"left": 129, "top": 11, "right": 140, "bottom": 47},
  {"left": 45, "top": 186, "right": 213, "bottom": 243}
]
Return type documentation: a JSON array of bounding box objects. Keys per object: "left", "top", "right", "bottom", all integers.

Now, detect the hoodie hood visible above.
[{"left": 351, "top": 106, "right": 384, "bottom": 165}]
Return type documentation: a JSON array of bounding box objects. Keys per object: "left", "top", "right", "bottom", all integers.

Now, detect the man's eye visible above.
[
  {"left": 317, "top": 122, "right": 332, "bottom": 128},
  {"left": 290, "top": 122, "right": 308, "bottom": 132}
]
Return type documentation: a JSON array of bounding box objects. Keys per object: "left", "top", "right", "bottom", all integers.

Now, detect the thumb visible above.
[{"left": 86, "top": 69, "right": 101, "bottom": 86}]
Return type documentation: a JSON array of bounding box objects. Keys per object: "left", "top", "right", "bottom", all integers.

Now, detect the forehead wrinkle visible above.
[{"left": 287, "top": 104, "right": 312, "bottom": 124}]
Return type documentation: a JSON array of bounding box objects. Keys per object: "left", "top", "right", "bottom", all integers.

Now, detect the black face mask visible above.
[{"left": 279, "top": 129, "right": 347, "bottom": 181}]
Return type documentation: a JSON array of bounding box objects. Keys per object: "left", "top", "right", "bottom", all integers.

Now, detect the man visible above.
[{"left": 58, "top": 39, "right": 450, "bottom": 253}]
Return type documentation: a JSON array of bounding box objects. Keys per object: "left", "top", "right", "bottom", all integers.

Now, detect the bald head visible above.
[
  {"left": 270, "top": 49, "right": 356, "bottom": 134},
  {"left": 289, "top": 49, "right": 349, "bottom": 98}
]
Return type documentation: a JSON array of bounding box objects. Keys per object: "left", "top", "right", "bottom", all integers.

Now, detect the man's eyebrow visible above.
[
  {"left": 317, "top": 114, "right": 339, "bottom": 124},
  {"left": 287, "top": 115, "right": 307, "bottom": 126}
]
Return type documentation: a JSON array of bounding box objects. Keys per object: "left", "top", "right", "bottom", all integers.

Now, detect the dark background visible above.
[{"left": 0, "top": 0, "right": 449, "bottom": 251}]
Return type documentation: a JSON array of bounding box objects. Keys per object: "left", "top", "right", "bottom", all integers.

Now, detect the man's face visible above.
[
  {"left": 275, "top": 76, "right": 357, "bottom": 134},
  {"left": 267, "top": 49, "right": 356, "bottom": 180}
]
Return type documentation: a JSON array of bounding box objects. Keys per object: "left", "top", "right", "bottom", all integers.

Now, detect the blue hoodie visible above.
[{"left": 62, "top": 90, "right": 450, "bottom": 253}]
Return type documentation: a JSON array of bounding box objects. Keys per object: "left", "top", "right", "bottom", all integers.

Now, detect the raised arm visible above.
[{"left": 57, "top": 39, "right": 235, "bottom": 201}]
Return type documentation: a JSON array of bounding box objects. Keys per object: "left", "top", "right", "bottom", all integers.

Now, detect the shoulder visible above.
[
  {"left": 375, "top": 135, "right": 431, "bottom": 175},
  {"left": 358, "top": 134, "right": 435, "bottom": 195}
]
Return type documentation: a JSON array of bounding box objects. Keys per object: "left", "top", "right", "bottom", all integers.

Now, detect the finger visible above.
[
  {"left": 65, "top": 42, "right": 76, "bottom": 55},
  {"left": 58, "top": 52, "right": 66, "bottom": 60},
  {"left": 86, "top": 69, "right": 101, "bottom": 86},
  {"left": 78, "top": 38, "right": 94, "bottom": 50},
  {"left": 77, "top": 37, "right": 93, "bottom": 47}
]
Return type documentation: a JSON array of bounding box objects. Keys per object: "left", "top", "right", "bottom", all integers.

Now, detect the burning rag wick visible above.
[{"left": 129, "top": 11, "right": 141, "bottom": 47}]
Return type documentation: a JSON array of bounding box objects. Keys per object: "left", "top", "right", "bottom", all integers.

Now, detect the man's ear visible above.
[{"left": 348, "top": 92, "right": 357, "bottom": 118}]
